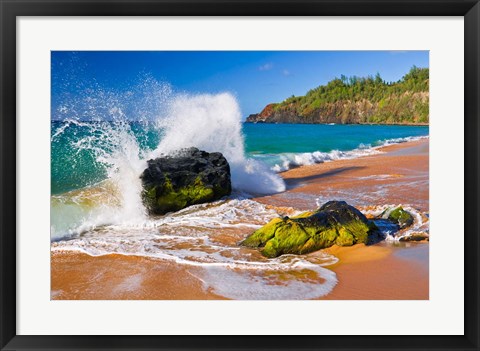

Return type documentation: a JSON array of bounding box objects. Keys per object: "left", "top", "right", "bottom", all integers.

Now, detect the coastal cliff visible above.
[{"left": 246, "top": 67, "right": 429, "bottom": 125}]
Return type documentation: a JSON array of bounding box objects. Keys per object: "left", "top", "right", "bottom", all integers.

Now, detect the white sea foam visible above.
[
  {"left": 360, "top": 204, "right": 429, "bottom": 241},
  {"left": 270, "top": 135, "right": 429, "bottom": 172},
  {"left": 51, "top": 189, "right": 274, "bottom": 240},
  {"left": 152, "top": 93, "right": 285, "bottom": 194},
  {"left": 51, "top": 116, "right": 149, "bottom": 239},
  {"left": 271, "top": 147, "right": 380, "bottom": 172},
  {"left": 51, "top": 176, "right": 339, "bottom": 300},
  {"left": 53, "top": 235, "right": 338, "bottom": 299},
  {"left": 201, "top": 257, "right": 338, "bottom": 300},
  {"left": 51, "top": 89, "right": 286, "bottom": 240},
  {"left": 51, "top": 197, "right": 339, "bottom": 299}
]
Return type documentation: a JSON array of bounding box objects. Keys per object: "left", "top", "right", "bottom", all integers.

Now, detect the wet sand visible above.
[
  {"left": 255, "top": 139, "right": 429, "bottom": 212},
  {"left": 260, "top": 138, "right": 430, "bottom": 300},
  {"left": 51, "top": 251, "right": 225, "bottom": 300},
  {"left": 321, "top": 243, "right": 429, "bottom": 300},
  {"left": 51, "top": 139, "right": 429, "bottom": 300}
]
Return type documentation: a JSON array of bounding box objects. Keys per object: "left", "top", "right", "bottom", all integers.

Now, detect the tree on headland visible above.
[{"left": 248, "top": 66, "right": 429, "bottom": 125}]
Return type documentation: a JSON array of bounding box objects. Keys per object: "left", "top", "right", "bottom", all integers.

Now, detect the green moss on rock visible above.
[
  {"left": 142, "top": 176, "right": 217, "bottom": 214},
  {"left": 140, "top": 148, "right": 232, "bottom": 215},
  {"left": 387, "top": 207, "right": 414, "bottom": 228},
  {"left": 242, "top": 201, "right": 379, "bottom": 258}
]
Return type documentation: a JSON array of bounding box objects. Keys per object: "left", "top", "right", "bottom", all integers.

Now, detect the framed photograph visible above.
[{"left": 1, "top": 0, "right": 479, "bottom": 350}]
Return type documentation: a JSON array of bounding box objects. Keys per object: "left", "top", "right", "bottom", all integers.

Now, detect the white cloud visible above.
[
  {"left": 282, "top": 69, "right": 291, "bottom": 76},
  {"left": 258, "top": 63, "right": 273, "bottom": 71}
]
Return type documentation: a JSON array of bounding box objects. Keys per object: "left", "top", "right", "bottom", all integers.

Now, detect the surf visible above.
[{"left": 51, "top": 81, "right": 285, "bottom": 239}]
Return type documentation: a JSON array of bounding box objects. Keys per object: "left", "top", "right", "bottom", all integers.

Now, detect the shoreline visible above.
[
  {"left": 254, "top": 138, "right": 429, "bottom": 212},
  {"left": 51, "top": 138, "right": 429, "bottom": 300},
  {"left": 244, "top": 121, "right": 429, "bottom": 126}
]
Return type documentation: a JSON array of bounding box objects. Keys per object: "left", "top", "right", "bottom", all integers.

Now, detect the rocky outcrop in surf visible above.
[
  {"left": 241, "top": 201, "right": 380, "bottom": 258},
  {"left": 378, "top": 206, "right": 428, "bottom": 241},
  {"left": 140, "top": 148, "right": 232, "bottom": 215},
  {"left": 383, "top": 206, "right": 414, "bottom": 229}
]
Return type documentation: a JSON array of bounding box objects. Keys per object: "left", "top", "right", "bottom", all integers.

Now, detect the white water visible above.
[
  {"left": 51, "top": 117, "right": 149, "bottom": 239},
  {"left": 152, "top": 93, "right": 285, "bottom": 194},
  {"left": 151, "top": 93, "right": 285, "bottom": 194},
  {"left": 51, "top": 88, "right": 285, "bottom": 240},
  {"left": 361, "top": 204, "right": 429, "bottom": 241},
  {"left": 270, "top": 136, "right": 429, "bottom": 172},
  {"left": 52, "top": 197, "right": 339, "bottom": 299}
]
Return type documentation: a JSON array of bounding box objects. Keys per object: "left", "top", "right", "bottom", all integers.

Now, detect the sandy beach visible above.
[
  {"left": 51, "top": 139, "right": 429, "bottom": 300},
  {"left": 254, "top": 139, "right": 429, "bottom": 212},
  {"left": 321, "top": 243, "right": 428, "bottom": 300}
]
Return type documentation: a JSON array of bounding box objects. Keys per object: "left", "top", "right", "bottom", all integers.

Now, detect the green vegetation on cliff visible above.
[{"left": 247, "top": 66, "right": 429, "bottom": 125}]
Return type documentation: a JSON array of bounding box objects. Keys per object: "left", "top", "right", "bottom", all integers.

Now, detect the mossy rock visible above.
[
  {"left": 142, "top": 175, "right": 218, "bottom": 214},
  {"left": 242, "top": 201, "right": 380, "bottom": 258},
  {"left": 386, "top": 207, "right": 414, "bottom": 229},
  {"left": 140, "top": 148, "right": 231, "bottom": 215},
  {"left": 399, "top": 232, "right": 429, "bottom": 242}
]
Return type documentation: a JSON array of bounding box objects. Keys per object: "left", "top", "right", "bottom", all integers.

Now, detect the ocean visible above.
[
  {"left": 50, "top": 93, "right": 429, "bottom": 299},
  {"left": 52, "top": 120, "right": 428, "bottom": 195}
]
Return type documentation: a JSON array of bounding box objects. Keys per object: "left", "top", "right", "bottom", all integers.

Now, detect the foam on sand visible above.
[{"left": 52, "top": 197, "right": 338, "bottom": 300}]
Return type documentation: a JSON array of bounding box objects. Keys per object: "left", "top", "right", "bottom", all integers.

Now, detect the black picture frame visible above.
[{"left": 1, "top": 1, "right": 479, "bottom": 350}]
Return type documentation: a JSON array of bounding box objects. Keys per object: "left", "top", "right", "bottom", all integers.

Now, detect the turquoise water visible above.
[
  {"left": 51, "top": 120, "right": 428, "bottom": 195},
  {"left": 244, "top": 123, "right": 428, "bottom": 154},
  {"left": 51, "top": 120, "right": 160, "bottom": 194}
]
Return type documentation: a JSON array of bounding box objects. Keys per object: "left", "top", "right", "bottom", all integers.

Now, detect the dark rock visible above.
[
  {"left": 140, "top": 147, "right": 232, "bottom": 215},
  {"left": 384, "top": 207, "right": 414, "bottom": 229},
  {"left": 241, "top": 200, "right": 380, "bottom": 258},
  {"left": 399, "top": 233, "right": 429, "bottom": 242}
]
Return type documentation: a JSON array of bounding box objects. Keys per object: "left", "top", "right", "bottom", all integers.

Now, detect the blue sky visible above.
[{"left": 51, "top": 51, "right": 428, "bottom": 120}]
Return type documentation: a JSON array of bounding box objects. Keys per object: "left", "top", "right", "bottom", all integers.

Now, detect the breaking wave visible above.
[
  {"left": 267, "top": 136, "right": 429, "bottom": 172},
  {"left": 51, "top": 82, "right": 285, "bottom": 240}
]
